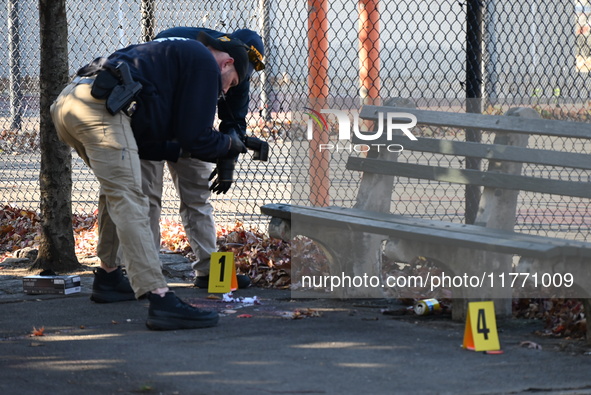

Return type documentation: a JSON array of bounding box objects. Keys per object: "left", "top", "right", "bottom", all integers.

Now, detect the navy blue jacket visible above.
[
  {"left": 154, "top": 27, "right": 259, "bottom": 138},
  {"left": 80, "top": 38, "right": 230, "bottom": 162}
]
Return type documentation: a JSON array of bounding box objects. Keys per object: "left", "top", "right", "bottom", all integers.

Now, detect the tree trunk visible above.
[{"left": 33, "top": 0, "right": 80, "bottom": 272}]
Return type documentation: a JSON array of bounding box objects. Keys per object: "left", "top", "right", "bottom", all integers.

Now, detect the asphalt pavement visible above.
[{"left": 1, "top": 254, "right": 591, "bottom": 395}]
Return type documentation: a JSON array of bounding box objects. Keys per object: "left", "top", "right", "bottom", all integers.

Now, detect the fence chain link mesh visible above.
[{"left": 1, "top": 0, "right": 589, "bottom": 241}]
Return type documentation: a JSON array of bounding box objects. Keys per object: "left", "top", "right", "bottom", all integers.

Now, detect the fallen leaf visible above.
[{"left": 31, "top": 326, "right": 45, "bottom": 336}]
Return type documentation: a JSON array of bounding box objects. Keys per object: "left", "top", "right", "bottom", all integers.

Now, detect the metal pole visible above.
[
  {"left": 259, "top": 0, "right": 272, "bottom": 122},
  {"left": 8, "top": 0, "right": 23, "bottom": 131},
  {"left": 307, "top": 0, "right": 330, "bottom": 206},
  {"left": 484, "top": 0, "right": 498, "bottom": 106},
  {"left": 465, "top": 0, "right": 482, "bottom": 224},
  {"left": 359, "top": 0, "right": 380, "bottom": 107}
]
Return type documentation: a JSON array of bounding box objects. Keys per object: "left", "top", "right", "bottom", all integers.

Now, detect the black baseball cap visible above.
[
  {"left": 230, "top": 29, "right": 265, "bottom": 75},
  {"left": 197, "top": 32, "right": 249, "bottom": 83}
]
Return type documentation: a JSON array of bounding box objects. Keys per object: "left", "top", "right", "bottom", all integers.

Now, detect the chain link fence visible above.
[{"left": 1, "top": 0, "right": 590, "bottom": 240}]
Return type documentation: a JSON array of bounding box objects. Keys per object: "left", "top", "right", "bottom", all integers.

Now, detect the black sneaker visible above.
[
  {"left": 193, "top": 274, "right": 251, "bottom": 289},
  {"left": 146, "top": 292, "right": 219, "bottom": 330},
  {"left": 90, "top": 267, "right": 135, "bottom": 303}
]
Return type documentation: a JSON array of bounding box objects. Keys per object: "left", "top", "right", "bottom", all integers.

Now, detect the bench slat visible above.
[
  {"left": 260, "top": 203, "right": 591, "bottom": 259},
  {"left": 346, "top": 157, "right": 591, "bottom": 198},
  {"left": 360, "top": 105, "right": 591, "bottom": 140},
  {"left": 351, "top": 134, "right": 591, "bottom": 170}
]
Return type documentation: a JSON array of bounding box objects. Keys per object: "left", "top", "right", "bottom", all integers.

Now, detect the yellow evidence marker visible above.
[
  {"left": 208, "top": 252, "right": 238, "bottom": 293},
  {"left": 462, "top": 301, "right": 501, "bottom": 352}
]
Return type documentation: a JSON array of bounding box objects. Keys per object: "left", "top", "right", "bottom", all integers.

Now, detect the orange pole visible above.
[
  {"left": 307, "top": 0, "right": 330, "bottom": 207},
  {"left": 359, "top": 0, "right": 380, "bottom": 106}
]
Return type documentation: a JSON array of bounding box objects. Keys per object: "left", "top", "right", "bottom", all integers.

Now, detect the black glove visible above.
[
  {"left": 227, "top": 128, "right": 247, "bottom": 157},
  {"left": 209, "top": 158, "right": 236, "bottom": 194}
]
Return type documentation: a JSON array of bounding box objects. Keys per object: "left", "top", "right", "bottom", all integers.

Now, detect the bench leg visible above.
[
  {"left": 289, "top": 224, "right": 387, "bottom": 297},
  {"left": 447, "top": 249, "right": 514, "bottom": 322},
  {"left": 305, "top": 229, "right": 385, "bottom": 298},
  {"left": 268, "top": 217, "right": 291, "bottom": 241},
  {"left": 268, "top": 217, "right": 386, "bottom": 298}
]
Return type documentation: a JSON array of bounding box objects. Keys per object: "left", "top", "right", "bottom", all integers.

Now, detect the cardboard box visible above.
[{"left": 23, "top": 275, "right": 81, "bottom": 295}]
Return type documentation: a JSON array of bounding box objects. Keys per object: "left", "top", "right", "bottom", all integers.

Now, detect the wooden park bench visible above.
[{"left": 260, "top": 103, "right": 591, "bottom": 342}]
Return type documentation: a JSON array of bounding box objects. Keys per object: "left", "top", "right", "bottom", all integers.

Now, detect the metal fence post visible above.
[
  {"left": 465, "top": 0, "right": 482, "bottom": 225},
  {"left": 358, "top": 0, "right": 380, "bottom": 107},
  {"left": 259, "top": 0, "right": 273, "bottom": 122},
  {"left": 484, "top": 0, "right": 498, "bottom": 106},
  {"left": 8, "top": 0, "right": 23, "bottom": 132}
]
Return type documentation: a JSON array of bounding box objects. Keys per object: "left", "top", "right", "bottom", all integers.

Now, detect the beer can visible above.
[{"left": 414, "top": 298, "right": 441, "bottom": 315}]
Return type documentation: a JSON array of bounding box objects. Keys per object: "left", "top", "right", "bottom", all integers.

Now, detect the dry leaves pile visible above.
[
  {"left": 0, "top": 128, "right": 40, "bottom": 154},
  {"left": 216, "top": 221, "right": 292, "bottom": 289},
  {"left": 72, "top": 211, "right": 99, "bottom": 257},
  {"left": 159, "top": 218, "right": 192, "bottom": 256},
  {"left": 514, "top": 298, "right": 587, "bottom": 339},
  {"left": 0, "top": 205, "right": 99, "bottom": 258},
  {"left": 0, "top": 204, "right": 586, "bottom": 338},
  {"left": 0, "top": 205, "right": 42, "bottom": 254}
]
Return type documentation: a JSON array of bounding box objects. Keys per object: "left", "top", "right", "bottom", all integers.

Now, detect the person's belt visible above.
[{"left": 72, "top": 75, "right": 96, "bottom": 85}]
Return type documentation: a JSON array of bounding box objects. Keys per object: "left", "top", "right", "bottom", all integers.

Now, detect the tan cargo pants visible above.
[
  {"left": 50, "top": 81, "right": 168, "bottom": 298},
  {"left": 141, "top": 158, "right": 217, "bottom": 276}
]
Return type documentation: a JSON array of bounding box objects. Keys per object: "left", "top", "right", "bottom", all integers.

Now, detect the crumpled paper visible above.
[{"left": 222, "top": 292, "right": 260, "bottom": 306}]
